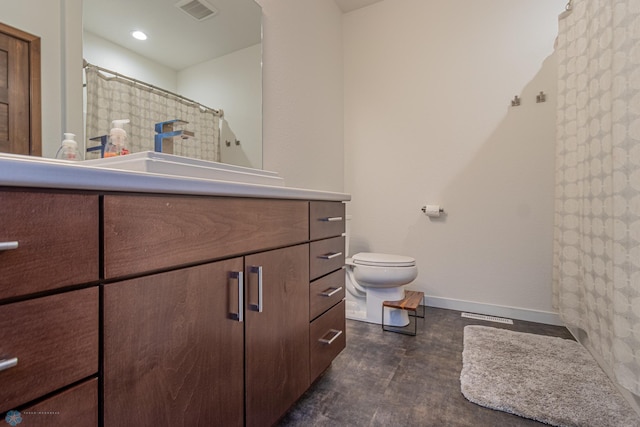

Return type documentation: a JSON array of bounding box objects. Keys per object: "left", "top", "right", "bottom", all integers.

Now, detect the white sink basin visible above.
[{"left": 83, "top": 151, "right": 285, "bottom": 187}]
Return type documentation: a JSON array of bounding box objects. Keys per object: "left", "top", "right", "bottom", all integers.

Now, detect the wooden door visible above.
[
  {"left": 103, "top": 259, "right": 245, "bottom": 427},
  {"left": 0, "top": 23, "right": 41, "bottom": 155},
  {"left": 245, "top": 244, "right": 310, "bottom": 427}
]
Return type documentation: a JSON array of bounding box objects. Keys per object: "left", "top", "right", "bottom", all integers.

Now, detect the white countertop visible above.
[{"left": 0, "top": 153, "right": 351, "bottom": 202}]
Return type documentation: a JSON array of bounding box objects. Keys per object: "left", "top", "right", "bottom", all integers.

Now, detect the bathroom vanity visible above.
[{"left": 0, "top": 154, "right": 349, "bottom": 427}]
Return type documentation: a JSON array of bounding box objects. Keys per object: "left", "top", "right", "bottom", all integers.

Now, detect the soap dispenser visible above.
[
  {"left": 55, "top": 133, "right": 81, "bottom": 160},
  {"left": 105, "top": 119, "right": 131, "bottom": 157}
]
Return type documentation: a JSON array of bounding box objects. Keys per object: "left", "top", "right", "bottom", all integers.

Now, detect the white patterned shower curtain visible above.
[
  {"left": 553, "top": 0, "right": 640, "bottom": 396},
  {"left": 85, "top": 67, "right": 221, "bottom": 161}
]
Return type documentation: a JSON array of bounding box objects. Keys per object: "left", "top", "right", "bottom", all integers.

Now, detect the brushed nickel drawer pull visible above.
[
  {"left": 319, "top": 216, "right": 343, "bottom": 222},
  {"left": 249, "top": 266, "right": 263, "bottom": 313},
  {"left": 320, "top": 287, "right": 343, "bottom": 298},
  {"left": 229, "top": 271, "right": 244, "bottom": 322},
  {"left": 318, "top": 329, "right": 343, "bottom": 345},
  {"left": 318, "top": 252, "right": 342, "bottom": 260},
  {"left": 0, "top": 357, "right": 18, "bottom": 372},
  {"left": 0, "top": 241, "right": 19, "bottom": 251}
]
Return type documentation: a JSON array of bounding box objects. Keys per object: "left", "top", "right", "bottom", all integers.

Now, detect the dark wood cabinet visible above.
[
  {"left": 308, "top": 201, "right": 346, "bottom": 383},
  {"left": 103, "top": 195, "right": 307, "bottom": 279},
  {"left": 310, "top": 300, "right": 347, "bottom": 381},
  {"left": 0, "top": 287, "right": 98, "bottom": 413},
  {"left": 0, "top": 191, "right": 99, "bottom": 300},
  {"left": 103, "top": 258, "right": 245, "bottom": 427},
  {"left": 245, "top": 244, "right": 310, "bottom": 427},
  {"left": 19, "top": 378, "right": 98, "bottom": 427},
  {"left": 3, "top": 190, "right": 346, "bottom": 427},
  {"left": 103, "top": 243, "right": 313, "bottom": 427}
]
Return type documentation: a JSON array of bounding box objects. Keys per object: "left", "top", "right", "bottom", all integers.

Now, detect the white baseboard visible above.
[{"left": 424, "top": 295, "right": 563, "bottom": 326}]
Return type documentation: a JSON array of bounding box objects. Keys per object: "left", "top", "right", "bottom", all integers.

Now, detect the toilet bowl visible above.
[{"left": 345, "top": 252, "right": 418, "bottom": 326}]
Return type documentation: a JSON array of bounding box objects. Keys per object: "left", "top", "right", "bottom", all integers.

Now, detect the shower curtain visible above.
[
  {"left": 553, "top": 0, "right": 640, "bottom": 396},
  {"left": 85, "top": 67, "right": 221, "bottom": 161}
]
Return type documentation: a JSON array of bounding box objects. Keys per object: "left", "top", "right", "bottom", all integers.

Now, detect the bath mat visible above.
[{"left": 460, "top": 325, "right": 639, "bottom": 427}]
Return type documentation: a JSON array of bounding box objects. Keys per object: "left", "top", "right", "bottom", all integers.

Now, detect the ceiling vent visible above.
[{"left": 175, "top": 0, "right": 219, "bottom": 21}]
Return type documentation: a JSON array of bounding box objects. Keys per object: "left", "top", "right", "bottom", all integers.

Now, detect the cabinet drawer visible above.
[
  {"left": 310, "top": 201, "right": 345, "bottom": 241},
  {"left": 310, "top": 300, "right": 346, "bottom": 382},
  {"left": 310, "top": 236, "right": 345, "bottom": 280},
  {"left": 0, "top": 287, "right": 99, "bottom": 413},
  {"left": 0, "top": 191, "right": 99, "bottom": 299},
  {"left": 19, "top": 378, "right": 98, "bottom": 427},
  {"left": 310, "top": 269, "right": 345, "bottom": 321},
  {"left": 104, "top": 195, "right": 309, "bottom": 279}
]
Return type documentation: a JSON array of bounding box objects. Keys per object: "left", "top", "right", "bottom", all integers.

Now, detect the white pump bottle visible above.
[
  {"left": 55, "top": 133, "right": 80, "bottom": 160},
  {"left": 105, "top": 119, "right": 130, "bottom": 157}
]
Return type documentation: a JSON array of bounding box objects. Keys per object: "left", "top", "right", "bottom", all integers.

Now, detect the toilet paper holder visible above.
[{"left": 421, "top": 205, "right": 445, "bottom": 214}]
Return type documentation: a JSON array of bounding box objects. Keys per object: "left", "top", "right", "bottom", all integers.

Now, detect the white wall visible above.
[
  {"left": 178, "top": 44, "right": 262, "bottom": 169},
  {"left": 83, "top": 31, "right": 178, "bottom": 92},
  {"left": 83, "top": 34, "right": 263, "bottom": 168},
  {"left": 0, "top": 0, "right": 82, "bottom": 157},
  {"left": 1, "top": 0, "right": 346, "bottom": 193},
  {"left": 256, "top": 0, "right": 344, "bottom": 192},
  {"left": 344, "top": 0, "right": 564, "bottom": 322}
]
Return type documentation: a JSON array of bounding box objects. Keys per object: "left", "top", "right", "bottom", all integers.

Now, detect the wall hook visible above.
[
  {"left": 536, "top": 91, "right": 546, "bottom": 103},
  {"left": 511, "top": 95, "right": 521, "bottom": 107}
]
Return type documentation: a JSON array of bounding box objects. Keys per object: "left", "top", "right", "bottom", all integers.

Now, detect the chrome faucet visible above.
[{"left": 154, "top": 119, "right": 194, "bottom": 154}]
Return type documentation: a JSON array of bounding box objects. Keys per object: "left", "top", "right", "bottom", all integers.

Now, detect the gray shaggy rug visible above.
[{"left": 460, "top": 325, "right": 639, "bottom": 427}]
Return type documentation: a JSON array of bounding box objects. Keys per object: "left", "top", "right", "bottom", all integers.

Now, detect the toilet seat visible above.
[{"left": 352, "top": 252, "right": 416, "bottom": 268}]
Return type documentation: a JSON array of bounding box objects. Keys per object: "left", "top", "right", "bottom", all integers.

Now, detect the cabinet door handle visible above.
[
  {"left": 318, "top": 252, "right": 342, "bottom": 260},
  {"left": 319, "top": 216, "right": 343, "bottom": 222},
  {"left": 0, "top": 357, "right": 18, "bottom": 372},
  {"left": 249, "top": 266, "right": 263, "bottom": 313},
  {"left": 229, "top": 271, "right": 244, "bottom": 322},
  {"left": 0, "top": 241, "right": 19, "bottom": 251},
  {"left": 320, "top": 287, "right": 343, "bottom": 298},
  {"left": 318, "top": 329, "right": 343, "bottom": 345}
]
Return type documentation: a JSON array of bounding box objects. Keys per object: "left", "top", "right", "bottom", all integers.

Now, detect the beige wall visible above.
[
  {"left": 178, "top": 44, "right": 263, "bottom": 169},
  {"left": 256, "top": 0, "right": 345, "bottom": 192},
  {"left": 2, "top": 0, "right": 564, "bottom": 322},
  {"left": 344, "top": 0, "right": 564, "bottom": 323}
]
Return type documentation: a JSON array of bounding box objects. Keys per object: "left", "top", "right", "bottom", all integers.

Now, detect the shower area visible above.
[
  {"left": 84, "top": 64, "right": 222, "bottom": 161},
  {"left": 553, "top": 0, "right": 640, "bottom": 408}
]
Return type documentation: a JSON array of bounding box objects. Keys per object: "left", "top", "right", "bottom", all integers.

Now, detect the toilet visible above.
[{"left": 345, "top": 252, "right": 418, "bottom": 326}]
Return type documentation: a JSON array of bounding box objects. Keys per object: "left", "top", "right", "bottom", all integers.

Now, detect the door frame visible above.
[{"left": 0, "top": 22, "right": 41, "bottom": 156}]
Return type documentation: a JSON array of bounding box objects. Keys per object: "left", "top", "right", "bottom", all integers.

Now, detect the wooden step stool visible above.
[{"left": 382, "top": 290, "right": 425, "bottom": 336}]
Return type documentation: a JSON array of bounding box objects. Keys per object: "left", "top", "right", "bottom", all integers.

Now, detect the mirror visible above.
[{"left": 82, "top": 0, "right": 262, "bottom": 169}]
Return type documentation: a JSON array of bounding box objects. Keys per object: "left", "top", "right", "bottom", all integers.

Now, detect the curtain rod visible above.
[{"left": 83, "top": 60, "right": 223, "bottom": 117}]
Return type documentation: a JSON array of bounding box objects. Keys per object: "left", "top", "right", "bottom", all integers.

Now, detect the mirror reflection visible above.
[{"left": 82, "top": 0, "right": 262, "bottom": 168}]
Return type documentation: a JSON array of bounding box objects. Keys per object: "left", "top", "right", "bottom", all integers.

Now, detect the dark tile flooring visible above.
[{"left": 279, "top": 306, "right": 574, "bottom": 427}]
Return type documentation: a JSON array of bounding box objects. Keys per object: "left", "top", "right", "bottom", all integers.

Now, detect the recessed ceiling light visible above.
[{"left": 131, "top": 30, "right": 148, "bottom": 41}]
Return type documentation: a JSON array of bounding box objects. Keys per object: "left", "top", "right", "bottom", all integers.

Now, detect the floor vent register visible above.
[{"left": 461, "top": 312, "right": 514, "bottom": 325}]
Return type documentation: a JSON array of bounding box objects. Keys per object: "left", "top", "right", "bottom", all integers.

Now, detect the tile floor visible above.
[{"left": 279, "top": 306, "right": 574, "bottom": 426}]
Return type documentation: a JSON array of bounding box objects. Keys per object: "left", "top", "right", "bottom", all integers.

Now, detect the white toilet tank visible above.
[{"left": 345, "top": 214, "right": 352, "bottom": 257}]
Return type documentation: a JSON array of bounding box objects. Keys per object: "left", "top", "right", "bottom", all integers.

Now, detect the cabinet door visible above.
[
  {"left": 245, "top": 244, "right": 310, "bottom": 427},
  {"left": 103, "top": 259, "right": 244, "bottom": 427}
]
